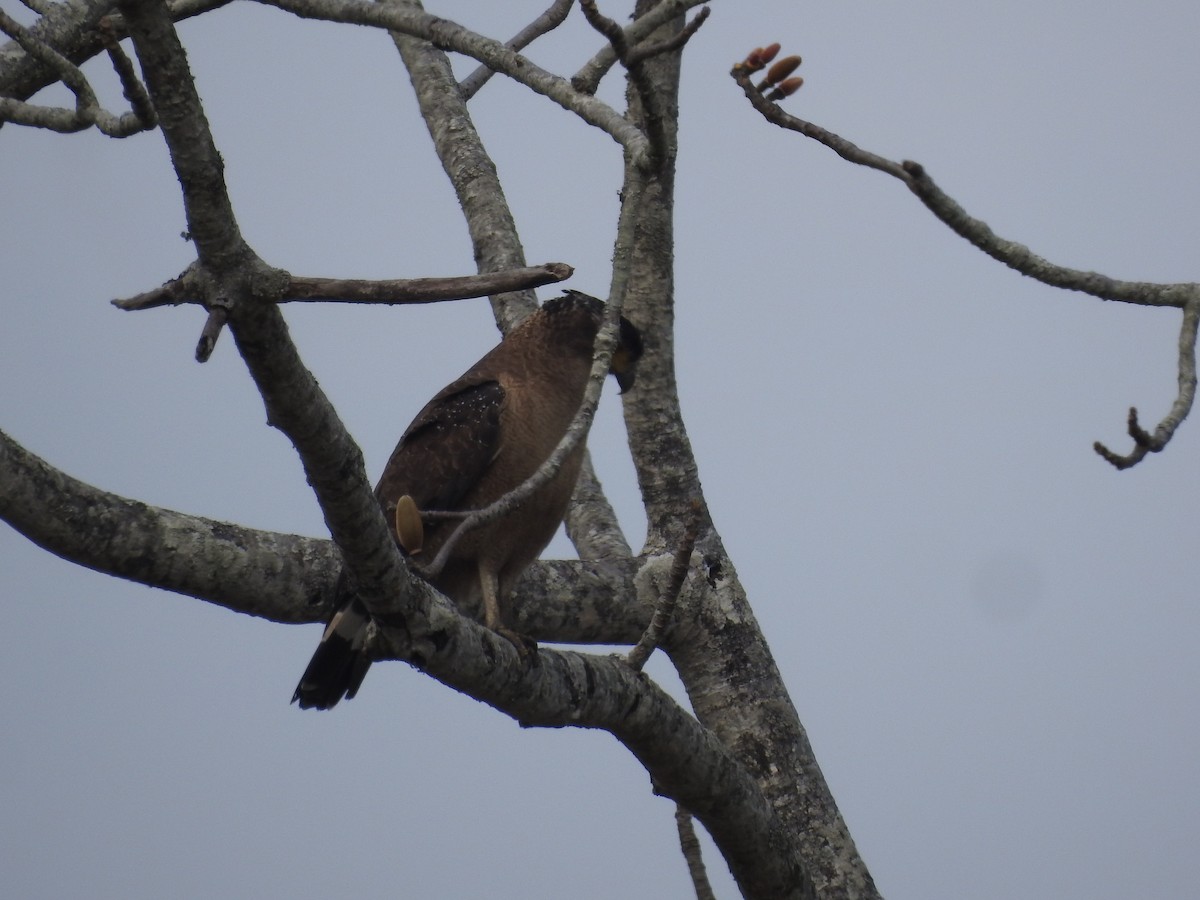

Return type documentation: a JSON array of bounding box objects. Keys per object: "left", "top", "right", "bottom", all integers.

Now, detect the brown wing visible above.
[{"left": 374, "top": 378, "right": 504, "bottom": 516}]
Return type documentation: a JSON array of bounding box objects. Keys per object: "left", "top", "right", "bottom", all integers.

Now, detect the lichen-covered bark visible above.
[
  {"left": 0, "top": 428, "right": 336, "bottom": 621},
  {"left": 614, "top": 4, "right": 879, "bottom": 897}
]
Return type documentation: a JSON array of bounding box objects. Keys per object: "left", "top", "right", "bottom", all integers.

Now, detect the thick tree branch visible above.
[
  {"left": 614, "top": 15, "right": 877, "bottom": 898},
  {"left": 0, "top": 428, "right": 337, "bottom": 623},
  {"left": 0, "top": 421, "right": 664, "bottom": 645},
  {"left": 368, "top": 586, "right": 812, "bottom": 900},
  {"left": 0, "top": 426, "right": 650, "bottom": 639},
  {"left": 117, "top": 0, "right": 419, "bottom": 629}
]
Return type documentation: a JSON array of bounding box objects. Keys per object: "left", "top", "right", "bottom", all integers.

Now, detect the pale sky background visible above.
[{"left": 3, "top": 2, "right": 1199, "bottom": 898}]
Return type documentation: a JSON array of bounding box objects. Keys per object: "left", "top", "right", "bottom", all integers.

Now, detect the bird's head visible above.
[{"left": 544, "top": 290, "right": 643, "bottom": 393}]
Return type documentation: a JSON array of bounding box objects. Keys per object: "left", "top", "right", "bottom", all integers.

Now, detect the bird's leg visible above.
[{"left": 479, "top": 564, "right": 538, "bottom": 663}]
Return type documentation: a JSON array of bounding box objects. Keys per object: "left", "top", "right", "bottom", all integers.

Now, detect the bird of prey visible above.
[{"left": 292, "top": 291, "right": 643, "bottom": 709}]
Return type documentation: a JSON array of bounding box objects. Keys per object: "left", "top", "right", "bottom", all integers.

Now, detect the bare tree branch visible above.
[
  {"left": 627, "top": 499, "right": 698, "bottom": 670},
  {"left": 607, "top": 19, "right": 877, "bottom": 897},
  {"left": 0, "top": 0, "right": 229, "bottom": 105},
  {"left": 114, "top": 263, "right": 575, "bottom": 310},
  {"left": 0, "top": 428, "right": 338, "bottom": 623},
  {"left": 253, "top": 0, "right": 654, "bottom": 167},
  {"left": 458, "top": 0, "right": 573, "bottom": 102},
  {"left": 732, "top": 54, "right": 1200, "bottom": 469},
  {"left": 625, "top": 5, "right": 708, "bottom": 66},
  {"left": 730, "top": 61, "right": 1196, "bottom": 310},
  {"left": 1094, "top": 300, "right": 1200, "bottom": 468},
  {"left": 570, "top": 0, "right": 708, "bottom": 96},
  {"left": 675, "top": 805, "right": 718, "bottom": 900},
  {"left": 0, "top": 421, "right": 656, "bottom": 645},
  {"left": 116, "top": 0, "right": 418, "bottom": 630},
  {"left": 579, "top": 0, "right": 672, "bottom": 161},
  {"left": 0, "top": 8, "right": 153, "bottom": 135},
  {"left": 284, "top": 263, "right": 574, "bottom": 305}
]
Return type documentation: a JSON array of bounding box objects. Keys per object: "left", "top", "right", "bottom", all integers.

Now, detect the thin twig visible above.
[
  {"left": 98, "top": 15, "right": 157, "bottom": 126},
  {"left": 195, "top": 305, "right": 229, "bottom": 362},
  {"left": 571, "top": 0, "right": 708, "bottom": 95},
  {"left": 458, "top": 0, "right": 573, "bottom": 101},
  {"left": 675, "top": 805, "right": 718, "bottom": 900},
  {"left": 627, "top": 501, "right": 699, "bottom": 670},
  {"left": 626, "top": 6, "right": 708, "bottom": 67},
  {"left": 579, "top": 0, "right": 669, "bottom": 163},
  {"left": 1094, "top": 300, "right": 1200, "bottom": 469}
]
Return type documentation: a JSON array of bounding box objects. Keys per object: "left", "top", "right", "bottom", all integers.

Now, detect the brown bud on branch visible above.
[
  {"left": 764, "top": 76, "right": 804, "bottom": 102},
  {"left": 757, "top": 55, "right": 802, "bottom": 91},
  {"left": 739, "top": 42, "right": 781, "bottom": 73}
]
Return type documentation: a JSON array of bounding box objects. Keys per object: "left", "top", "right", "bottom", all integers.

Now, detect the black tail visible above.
[{"left": 292, "top": 592, "right": 373, "bottom": 710}]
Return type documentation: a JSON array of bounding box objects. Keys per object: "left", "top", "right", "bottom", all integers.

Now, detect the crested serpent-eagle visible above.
[{"left": 292, "top": 291, "right": 643, "bottom": 709}]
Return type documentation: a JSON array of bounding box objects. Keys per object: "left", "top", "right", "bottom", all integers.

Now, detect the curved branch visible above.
[
  {"left": 0, "top": 8, "right": 153, "bottom": 136},
  {"left": 579, "top": 0, "right": 692, "bottom": 162},
  {"left": 731, "top": 63, "right": 1196, "bottom": 309},
  {"left": 253, "top": 0, "right": 653, "bottom": 167},
  {"left": 733, "top": 58, "right": 1200, "bottom": 468},
  {"left": 0, "top": 0, "right": 229, "bottom": 104},
  {"left": 1094, "top": 300, "right": 1200, "bottom": 468},
  {"left": 627, "top": 500, "right": 698, "bottom": 670}
]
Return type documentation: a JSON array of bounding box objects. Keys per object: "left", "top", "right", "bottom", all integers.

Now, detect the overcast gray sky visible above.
[{"left": 3, "top": 2, "right": 1199, "bottom": 898}]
